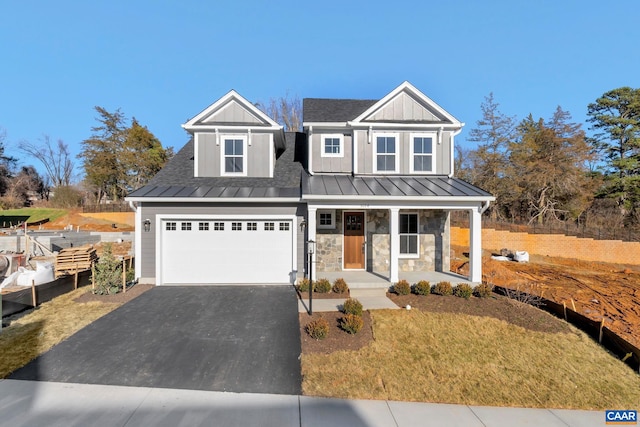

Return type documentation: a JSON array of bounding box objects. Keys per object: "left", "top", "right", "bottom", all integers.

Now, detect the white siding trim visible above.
[
  {"left": 269, "top": 134, "right": 274, "bottom": 178},
  {"left": 194, "top": 133, "right": 200, "bottom": 177},
  {"left": 320, "top": 134, "right": 344, "bottom": 158},
  {"left": 352, "top": 130, "right": 358, "bottom": 174},
  {"left": 135, "top": 205, "right": 142, "bottom": 280}
]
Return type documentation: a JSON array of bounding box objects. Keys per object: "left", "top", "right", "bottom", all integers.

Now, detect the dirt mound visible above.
[{"left": 36, "top": 210, "right": 134, "bottom": 232}]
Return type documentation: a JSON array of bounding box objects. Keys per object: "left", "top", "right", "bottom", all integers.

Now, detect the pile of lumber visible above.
[{"left": 55, "top": 246, "right": 98, "bottom": 277}]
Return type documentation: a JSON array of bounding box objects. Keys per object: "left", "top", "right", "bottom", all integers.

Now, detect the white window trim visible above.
[
  {"left": 317, "top": 209, "right": 336, "bottom": 229},
  {"left": 373, "top": 132, "right": 399, "bottom": 173},
  {"left": 220, "top": 134, "right": 248, "bottom": 177},
  {"left": 410, "top": 132, "right": 436, "bottom": 174},
  {"left": 399, "top": 212, "right": 419, "bottom": 259},
  {"left": 321, "top": 134, "right": 344, "bottom": 158}
]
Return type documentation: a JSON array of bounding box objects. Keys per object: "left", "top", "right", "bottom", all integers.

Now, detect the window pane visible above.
[
  {"left": 225, "top": 140, "right": 233, "bottom": 155},
  {"left": 408, "top": 235, "right": 418, "bottom": 254},
  {"left": 234, "top": 140, "right": 243, "bottom": 155},
  {"left": 387, "top": 137, "right": 395, "bottom": 153}
]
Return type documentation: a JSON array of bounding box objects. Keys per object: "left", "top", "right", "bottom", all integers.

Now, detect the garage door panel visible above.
[{"left": 161, "top": 220, "right": 293, "bottom": 284}]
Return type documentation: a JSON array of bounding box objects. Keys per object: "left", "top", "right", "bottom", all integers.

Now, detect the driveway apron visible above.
[{"left": 9, "top": 286, "right": 302, "bottom": 395}]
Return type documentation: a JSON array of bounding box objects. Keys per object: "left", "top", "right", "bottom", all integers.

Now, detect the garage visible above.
[{"left": 160, "top": 218, "right": 295, "bottom": 285}]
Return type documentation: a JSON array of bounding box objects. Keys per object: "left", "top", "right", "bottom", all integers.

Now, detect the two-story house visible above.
[{"left": 126, "top": 82, "right": 493, "bottom": 287}]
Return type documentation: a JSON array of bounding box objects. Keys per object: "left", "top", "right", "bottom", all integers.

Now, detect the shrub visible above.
[
  {"left": 92, "top": 243, "right": 122, "bottom": 295},
  {"left": 393, "top": 279, "right": 411, "bottom": 295},
  {"left": 432, "top": 281, "right": 453, "bottom": 296},
  {"left": 315, "top": 278, "right": 332, "bottom": 293},
  {"left": 297, "top": 278, "right": 312, "bottom": 293},
  {"left": 342, "top": 298, "right": 363, "bottom": 316},
  {"left": 340, "top": 314, "right": 364, "bottom": 334},
  {"left": 474, "top": 282, "right": 494, "bottom": 298},
  {"left": 332, "top": 278, "right": 349, "bottom": 294},
  {"left": 413, "top": 280, "right": 431, "bottom": 296},
  {"left": 453, "top": 283, "right": 473, "bottom": 299},
  {"left": 306, "top": 317, "right": 329, "bottom": 340}
]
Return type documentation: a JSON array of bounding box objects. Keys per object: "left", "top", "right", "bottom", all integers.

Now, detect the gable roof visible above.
[{"left": 127, "top": 132, "right": 305, "bottom": 201}]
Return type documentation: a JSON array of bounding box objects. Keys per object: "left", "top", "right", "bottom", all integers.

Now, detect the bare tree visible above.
[
  {"left": 257, "top": 93, "right": 302, "bottom": 131},
  {"left": 19, "top": 135, "right": 74, "bottom": 188}
]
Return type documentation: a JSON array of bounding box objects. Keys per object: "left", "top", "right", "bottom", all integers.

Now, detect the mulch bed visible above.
[
  {"left": 387, "top": 293, "right": 572, "bottom": 334},
  {"left": 300, "top": 311, "right": 373, "bottom": 354},
  {"left": 74, "top": 283, "right": 154, "bottom": 304}
]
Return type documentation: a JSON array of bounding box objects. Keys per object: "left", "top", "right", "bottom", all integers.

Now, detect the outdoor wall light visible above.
[
  {"left": 143, "top": 219, "right": 151, "bottom": 232},
  {"left": 300, "top": 219, "right": 307, "bottom": 232}
]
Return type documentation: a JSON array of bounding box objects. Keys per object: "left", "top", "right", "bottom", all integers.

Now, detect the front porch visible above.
[{"left": 316, "top": 270, "right": 470, "bottom": 289}]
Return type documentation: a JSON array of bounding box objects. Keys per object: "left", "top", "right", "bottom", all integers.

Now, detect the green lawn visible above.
[{"left": 0, "top": 207, "right": 68, "bottom": 225}]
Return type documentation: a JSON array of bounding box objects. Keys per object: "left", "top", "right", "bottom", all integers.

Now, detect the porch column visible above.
[
  {"left": 308, "top": 207, "right": 317, "bottom": 280},
  {"left": 389, "top": 208, "right": 399, "bottom": 283},
  {"left": 469, "top": 207, "right": 482, "bottom": 283}
]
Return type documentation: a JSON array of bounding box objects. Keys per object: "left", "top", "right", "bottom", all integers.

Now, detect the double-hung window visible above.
[
  {"left": 375, "top": 134, "right": 398, "bottom": 172},
  {"left": 399, "top": 213, "right": 419, "bottom": 256},
  {"left": 222, "top": 136, "right": 246, "bottom": 176},
  {"left": 411, "top": 133, "right": 435, "bottom": 173},
  {"left": 321, "top": 134, "right": 343, "bottom": 157}
]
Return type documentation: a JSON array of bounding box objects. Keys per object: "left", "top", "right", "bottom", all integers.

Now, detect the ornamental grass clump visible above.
[
  {"left": 413, "top": 280, "right": 431, "bottom": 296},
  {"left": 393, "top": 279, "right": 411, "bottom": 295},
  {"left": 332, "top": 278, "right": 349, "bottom": 294},
  {"left": 306, "top": 317, "right": 329, "bottom": 340},
  {"left": 315, "top": 278, "right": 332, "bottom": 293},
  {"left": 297, "top": 278, "right": 312, "bottom": 293},
  {"left": 340, "top": 313, "right": 364, "bottom": 334},
  {"left": 342, "top": 298, "right": 363, "bottom": 316},
  {"left": 474, "top": 282, "right": 494, "bottom": 298},
  {"left": 432, "top": 281, "right": 453, "bottom": 296},
  {"left": 453, "top": 283, "right": 473, "bottom": 299}
]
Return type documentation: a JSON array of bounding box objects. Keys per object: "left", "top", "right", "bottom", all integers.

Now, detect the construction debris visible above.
[{"left": 55, "top": 246, "right": 98, "bottom": 277}]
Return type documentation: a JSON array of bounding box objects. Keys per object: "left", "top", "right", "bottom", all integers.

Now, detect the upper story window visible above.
[
  {"left": 374, "top": 133, "right": 398, "bottom": 173},
  {"left": 411, "top": 133, "right": 435, "bottom": 173},
  {"left": 321, "top": 134, "right": 343, "bottom": 157},
  {"left": 221, "top": 135, "right": 247, "bottom": 176}
]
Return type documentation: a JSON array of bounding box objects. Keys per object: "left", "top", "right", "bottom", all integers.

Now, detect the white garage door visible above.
[{"left": 160, "top": 219, "right": 294, "bottom": 285}]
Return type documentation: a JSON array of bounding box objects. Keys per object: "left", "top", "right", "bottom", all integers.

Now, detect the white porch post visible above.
[
  {"left": 308, "top": 207, "right": 317, "bottom": 279},
  {"left": 134, "top": 204, "right": 141, "bottom": 280},
  {"left": 389, "top": 208, "right": 399, "bottom": 283},
  {"left": 469, "top": 207, "right": 482, "bottom": 283}
]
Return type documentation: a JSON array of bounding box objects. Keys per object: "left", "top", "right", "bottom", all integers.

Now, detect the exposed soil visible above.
[
  {"left": 74, "top": 283, "right": 153, "bottom": 304},
  {"left": 451, "top": 245, "right": 640, "bottom": 347},
  {"left": 37, "top": 209, "right": 134, "bottom": 232}
]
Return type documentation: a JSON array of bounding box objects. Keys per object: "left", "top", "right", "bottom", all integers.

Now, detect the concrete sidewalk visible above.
[
  {"left": 0, "top": 380, "right": 604, "bottom": 427},
  {"left": 298, "top": 288, "right": 400, "bottom": 313}
]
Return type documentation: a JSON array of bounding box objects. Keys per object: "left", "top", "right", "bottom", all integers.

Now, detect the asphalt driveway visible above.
[{"left": 10, "top": 286, "right": 302, "bottom": 395}]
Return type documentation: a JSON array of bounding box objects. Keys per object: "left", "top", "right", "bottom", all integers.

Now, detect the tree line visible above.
[{"left": 459, "top": 87, "right": 640, "bottom": 230}]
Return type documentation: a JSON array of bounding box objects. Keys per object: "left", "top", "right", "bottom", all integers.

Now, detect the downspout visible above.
[
  {"left": 307, "top": 126, "right": 314, "bottom": 176},
  {"left": 480, "top": 200, "right": 491, "bottom": 214},
  {"left": 449, "top": 126, "right": 464, "bottom": 178}
]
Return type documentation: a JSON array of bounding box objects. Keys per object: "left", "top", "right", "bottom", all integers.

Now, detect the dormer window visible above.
[
  {"left": 221, "top": 135, "right": 247, "bottom": 176},
  {"left": 410, "top": 133, "right": 436, "bottom": 173},
  {"left": 321, "top": 134, "right": 343, "bottom": 157}
]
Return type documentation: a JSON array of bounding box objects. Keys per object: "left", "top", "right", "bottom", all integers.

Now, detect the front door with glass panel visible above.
[{"left": 343, "top": 212, "right": 365, "bottom": 269}]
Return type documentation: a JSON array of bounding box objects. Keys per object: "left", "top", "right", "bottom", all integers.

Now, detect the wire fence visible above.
[
  {"left": 451, "top": 213, "right": 640, "bottom": 243},
  {"left": 82, "top": 203, "right": 133, "bottom": 213}
]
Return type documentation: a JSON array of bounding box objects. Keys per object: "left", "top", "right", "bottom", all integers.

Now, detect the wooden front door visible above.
[{"left": 344, "top": 212, "right": 365, "bottom": 269}]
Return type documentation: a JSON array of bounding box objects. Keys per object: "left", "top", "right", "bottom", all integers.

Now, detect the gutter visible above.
[{"left": 449, "top": 125, "right": 464, "bottom": 178}]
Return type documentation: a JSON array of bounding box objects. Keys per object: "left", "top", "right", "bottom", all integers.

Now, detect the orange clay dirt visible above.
[
  {"left": 36, "top": 210, "right": 134, "bottom": 232},
  {"left": 451, "top": 245, "right": 640, "bottom": 348}
]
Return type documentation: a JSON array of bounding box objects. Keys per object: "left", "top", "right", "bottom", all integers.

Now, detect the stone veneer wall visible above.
[{"left": 316, "top": 209, "right": 450, "bottom": 274}]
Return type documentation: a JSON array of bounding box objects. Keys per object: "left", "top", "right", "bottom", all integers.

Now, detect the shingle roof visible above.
[
  {"left": 303, "top": 175, "right": 493, "bottom": 199},
  {"left": 303, "top": 99, "right": 377, "bottom": 123},
  {"left": 127, "top": 132, "right": 305, "bottom": 199}
]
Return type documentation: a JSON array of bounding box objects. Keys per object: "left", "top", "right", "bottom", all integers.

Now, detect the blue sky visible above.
[{"left": 1, "top": 0, "right": 639, "bottom": 179}]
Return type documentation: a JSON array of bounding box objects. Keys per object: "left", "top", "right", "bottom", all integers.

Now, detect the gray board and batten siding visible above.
[
  {"left": 196, "top": 132, "right": 273, "bottom": 178},
  {"left": 138, "top": 203, "right": 306, "bottom": 280}
]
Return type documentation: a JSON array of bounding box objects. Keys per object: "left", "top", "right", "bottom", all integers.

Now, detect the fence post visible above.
[
  {"left": 122, "top": 259, "right": 126, "bottom": 293},
  {"left": 31, "top": 280, "right": 37, "bottom": 307}
]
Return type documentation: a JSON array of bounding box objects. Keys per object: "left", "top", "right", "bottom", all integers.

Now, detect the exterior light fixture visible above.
[
  {"left": 143, "top": 219, "right": 151, "bottom": 232},
  {"left": 307, "top": 239, "right": 316, "bottom": 315}
]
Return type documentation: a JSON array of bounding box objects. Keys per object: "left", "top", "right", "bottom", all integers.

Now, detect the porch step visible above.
[{"left": 350, "top": 288, "right": 389, "bottom": 297}]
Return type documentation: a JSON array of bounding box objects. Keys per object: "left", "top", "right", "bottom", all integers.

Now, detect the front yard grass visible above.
[
  {"left": 301, "top": 309, "right": 640, "bottom": 410},
  {"left": 0, "top": 287, "right": 121, "bottom": 378},
  {"left": 0, "top": 207, "right": 68, "bottom": 225}
]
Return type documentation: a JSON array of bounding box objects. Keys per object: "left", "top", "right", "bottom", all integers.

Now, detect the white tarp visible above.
[
  {"left": 514, "top": 251, "right": 530, "bottom": 262},
  {"left": 1, "top": 262, "right": 55, "bottom": 289}
]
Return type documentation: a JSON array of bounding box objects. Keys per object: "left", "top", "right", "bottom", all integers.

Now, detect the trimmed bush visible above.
[
  {"left": 413, "top": 280, "right": 431, "bottom": 296},
  {"left": 453, "top": 283, "right": 473, "bottom": 299},
  {"left": 432, "top": 281, "right": 453, "bottom": 296},
  {"left": 393, "top": 279, "right": 411, "bottom": 295},
  {"left": 474, "top": 282, "right": 494, "bottom": 298},
  {"left": 340, "top": 314, "right": 364, "bottom": 334},
  {"left": 342, "top": 298, "right": 363, "bottom": 316},
  {"left": 92, "top": 243, "right": 122, "bottom": 295},
  {"left": 306, "top": 317, "right": 329, "bottom": 340},
  {"left": 297, "top": 278, "right": 312, "bottom": 293},
  {"left": 315, "top": 278, "right": 332, "bottom": 293},
  {"left": 332, "top": 278, "right": 349, "bottom": 294}
]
